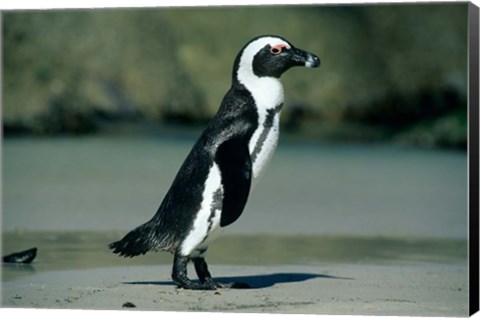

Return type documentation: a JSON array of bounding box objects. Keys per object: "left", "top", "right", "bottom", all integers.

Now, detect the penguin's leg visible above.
[
  {"left": 193, "top": 257, "right": 215, "bottom": 285},
  {"left": 171, "top": 252, "right": 216, "bottom": 290},
  {"left": 193, "top": 257, "right": 251, "bottom": 289}
]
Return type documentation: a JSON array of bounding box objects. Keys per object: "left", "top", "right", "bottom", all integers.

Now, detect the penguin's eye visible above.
[{"left": 270, "top": 44, "right": 287, "bottom": 55}]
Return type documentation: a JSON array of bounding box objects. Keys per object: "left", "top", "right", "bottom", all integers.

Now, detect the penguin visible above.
[{"left": 109, "top": 35, "right": 320, "bottom": 290}]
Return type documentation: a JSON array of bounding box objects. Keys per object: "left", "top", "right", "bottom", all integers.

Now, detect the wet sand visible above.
[{"left": 1, "top": 231, "right": 469, "bottom": 316}]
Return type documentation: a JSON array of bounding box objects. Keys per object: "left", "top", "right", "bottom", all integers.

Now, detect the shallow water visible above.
[
  {"left": 2, "top": 130, "right": 468, "bottom": 238},
  {"left": 2, "top": 231, "right": 467, "bottom": 283}
]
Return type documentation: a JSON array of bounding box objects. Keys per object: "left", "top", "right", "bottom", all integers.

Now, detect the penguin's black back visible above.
[{"left": 109, "top": 83, "right": 258, "bottom": 257}]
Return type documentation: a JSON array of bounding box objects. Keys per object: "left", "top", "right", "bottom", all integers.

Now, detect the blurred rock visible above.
[{"left": 3, "top": 247, "right": 37, "bottom": 264}]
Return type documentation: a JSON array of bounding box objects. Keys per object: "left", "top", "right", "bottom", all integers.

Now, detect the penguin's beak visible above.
[{"left": 291, "top": 47, "right": 321, "bottom": 68}]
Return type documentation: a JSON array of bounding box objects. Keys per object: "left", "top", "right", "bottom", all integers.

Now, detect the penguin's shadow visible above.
[{"left": 124, "top": 272, "right": 352, "bottom": 289}]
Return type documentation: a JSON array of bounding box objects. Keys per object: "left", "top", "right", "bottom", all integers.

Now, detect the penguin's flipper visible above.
[{"left": 215, "top": 136, "right": 252, "bottom": 227}]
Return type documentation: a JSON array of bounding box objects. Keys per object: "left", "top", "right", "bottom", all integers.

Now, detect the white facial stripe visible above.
[
  {"left": 236, "top": 37, "right": 286, "bottom": 117},
  {"left": 237, "top": 37, "right": 289, "bottom": 84}
]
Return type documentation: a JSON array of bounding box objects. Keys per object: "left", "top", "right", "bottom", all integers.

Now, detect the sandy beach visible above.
[
  {"left": 1, "top": 230, "right": 469, "bottom": 316},
  {"left": 1, "top": 262, "right": 468, "bottom": 316}
]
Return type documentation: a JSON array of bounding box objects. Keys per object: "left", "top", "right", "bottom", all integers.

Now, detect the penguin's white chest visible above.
[
  {"left": 249, "top": 108, "right": 281, "bottom": 184},
  {"left": 245, "top": 77, "right": 284, "bottom": 184}
]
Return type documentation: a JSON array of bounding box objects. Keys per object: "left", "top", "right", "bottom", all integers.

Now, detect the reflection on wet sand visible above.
[{"left": 2, "top": 231, "right": 467, "bottom": 282}]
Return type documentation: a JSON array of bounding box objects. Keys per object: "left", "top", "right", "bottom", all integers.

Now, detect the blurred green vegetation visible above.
[{"left": 2, "top": 4, "right": 468, "bottom": 148}]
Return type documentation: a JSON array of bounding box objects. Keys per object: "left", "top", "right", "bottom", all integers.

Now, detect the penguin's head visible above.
[{"left": 234, "top": 35, "right": 320, "bottom": 81}]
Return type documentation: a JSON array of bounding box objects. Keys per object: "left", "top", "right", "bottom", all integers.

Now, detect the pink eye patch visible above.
[{"left": 269, "top": 44, "right": 290, "bottom": 55}]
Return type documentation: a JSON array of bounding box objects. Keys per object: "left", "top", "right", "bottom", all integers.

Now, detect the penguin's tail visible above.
[{"left": 109, "top": 222, "right": 158, "bottom": 257}]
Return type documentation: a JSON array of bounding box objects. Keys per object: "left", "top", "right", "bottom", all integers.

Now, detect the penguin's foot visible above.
[
  {"left": 173, "top": 253, "right": 218, "bottom": 290},
  {"left": 175, "top": 278, "right": 217, "bottom": 290},
  {"left": 173, "top": 255, "right": 251, "bottom": 290},
  {"left": 176, "top": 279, "right": 250, "bottom": 290},
  {"left": 193, "top": 256, "right": 251, "bottom": 289}
]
